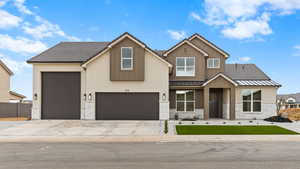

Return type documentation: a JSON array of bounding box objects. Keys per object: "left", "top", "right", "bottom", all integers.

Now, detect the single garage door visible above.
[
  {"left": 96, "top": 92, "right": 159, "bottom": 120},
  {"left": 42, "top": 72, "right": 81, "bottom": 119}
]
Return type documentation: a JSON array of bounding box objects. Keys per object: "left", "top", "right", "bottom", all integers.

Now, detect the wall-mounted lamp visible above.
[
  {"left": 162, "top": 93, "right": 166, "bottom": 101},
  {"left": 33, "top": 93, "right": 38, "bottom": 100},
  {"left": 88, "top": 93, "right": 92, "bottom": 101},
  {"left": 83, "top": 93, "right": 87, "bottom": 101}
]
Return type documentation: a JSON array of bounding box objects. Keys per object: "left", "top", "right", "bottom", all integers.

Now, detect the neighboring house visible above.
[
  {"left": 27, "top": 32, "right": 280, "bottom": 120},
  {"left": 277, "top": 93, "right": 300, "bottom": 109},
  {"left": 0, "top": 60, "right": 26, "bottom": 102}
]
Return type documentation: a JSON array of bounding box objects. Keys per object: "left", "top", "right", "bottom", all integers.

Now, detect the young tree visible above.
[{"left": 276, "top": 98, "right": 285, "bottom": 115}]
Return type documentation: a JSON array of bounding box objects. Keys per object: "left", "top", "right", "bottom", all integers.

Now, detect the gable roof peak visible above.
[
  {"left": 188, "top": 33, "right": 229, "bottom": 57},
  {"left": 163, "top": 38, "right": 208, "bottom": 57},
  {"left": 0, "top": 60, "right": 13, "bottom": 75},
  {"left": 82, "top": 32, "right": 172, "bottom": 68}
]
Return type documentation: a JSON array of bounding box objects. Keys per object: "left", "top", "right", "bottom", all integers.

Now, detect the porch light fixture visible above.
[
  {"left": 162, "top": 93, "right": 166, "bottom": 101},
  {"left": 33, "top": 93, "right": 38, "bottom": 100},
  {"left": 83, "top": 93, "right": 87, "bottom": 101},
  {"left": 88, "top": 93, "right": 92, "bottom": 101}
]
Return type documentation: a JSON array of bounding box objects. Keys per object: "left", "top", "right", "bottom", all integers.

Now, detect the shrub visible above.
[
  {"left": 174, "top": 113, "right": 179, "bottom": 120},
  {"left": 164, "top": 120, "right": 168, "bottom": 134},
  {"left": 264, "top": 116, "right": 292, "bottom": 123},
  {"left": 182, "top": 118, "right": 196, "bottom": 121}
]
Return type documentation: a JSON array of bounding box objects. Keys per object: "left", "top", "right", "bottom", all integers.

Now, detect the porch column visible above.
[
  {"left": 204, "top": 87, "right": 209, "bottom": 120},
  {"left": 229, "top": 88, "right": 236, "bottom": 120}
]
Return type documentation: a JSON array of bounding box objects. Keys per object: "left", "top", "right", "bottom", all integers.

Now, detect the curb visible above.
[{"left": 1, "top": 135, "right": 300, "bottom": 143}]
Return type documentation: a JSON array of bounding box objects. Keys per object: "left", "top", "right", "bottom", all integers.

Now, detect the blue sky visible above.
[{"left": 0, "top": 0, "right": 300, "bottom": 99}]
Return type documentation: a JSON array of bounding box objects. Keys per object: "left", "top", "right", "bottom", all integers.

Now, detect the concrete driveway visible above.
[{"left": 0, "top": 120, "right": 163, "bottom": 136}]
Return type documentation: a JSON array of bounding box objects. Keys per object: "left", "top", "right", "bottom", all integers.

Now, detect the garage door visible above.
[
  {"left": 96, "top": 92, "right": 159, "bottom": 120},
  {"left": 42, "top": 72, "right": 81, "bottom": 119}
]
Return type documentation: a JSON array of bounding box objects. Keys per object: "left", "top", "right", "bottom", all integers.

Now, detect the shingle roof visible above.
[
  {"left": 154, "top": 50, "right": 166, "bottom": 57},
  {"left": 224, "top": 64, "right": 270, "bottom": 80},
  {"left": 277, "top": 93, "right": 300, "bottom": 103},
  {"left": 169, "top": 81, "right": 204, "bottom": 86},
  {"left": 27, "top": 42, "right": 110, "bottom": 63}
]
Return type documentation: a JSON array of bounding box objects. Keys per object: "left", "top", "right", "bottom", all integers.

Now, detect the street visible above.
[{"left": 0, "top": 142, "right": 300, "bottom": 169}]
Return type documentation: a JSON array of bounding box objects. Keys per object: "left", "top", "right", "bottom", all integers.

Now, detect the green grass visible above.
[{"left": 176, "top": 125, "right": 299, "bottom": 135}]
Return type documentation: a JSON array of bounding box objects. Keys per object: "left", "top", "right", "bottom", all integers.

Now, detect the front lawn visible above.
[{"left": 176, "top": 125, "right": 298, "bottom": 135}]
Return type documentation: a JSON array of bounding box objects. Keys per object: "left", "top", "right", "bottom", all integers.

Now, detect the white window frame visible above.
[
  {"left": 176, "top": 90, "right": 195, "bottom": 112},
  {"left": 121, "top": 47, "right": 133, "bottom": 70},
  {"left": 176, "top": 57, "right": 195, "bottom": 77},
  {"left": 242, "top": 89, "right": 262, "bottom": 113},
  {"left": 207, "top": 58, "right": 220, "bottom": 69}
]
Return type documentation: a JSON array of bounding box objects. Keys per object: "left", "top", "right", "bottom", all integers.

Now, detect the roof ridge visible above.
[{"left": 59, "top": 41, "right": 110, "bottom": 43}]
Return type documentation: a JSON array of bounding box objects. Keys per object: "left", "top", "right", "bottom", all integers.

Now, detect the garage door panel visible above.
[
  {"left": 42, "top": 72, "right": 81, "bottom": 119},
  {"left": 96, "top": 93, "right": 159, "bottom": 120}
]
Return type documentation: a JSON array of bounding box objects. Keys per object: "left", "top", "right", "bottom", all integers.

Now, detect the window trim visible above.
[
  {"left": 176, "top": 57, "right": 195, "bottom": 77},
  {"left": 121, "top": 47, "right": 133, "bottom": 70},
  {"left": 176, "top": 90, "right": 195, "bottom": 112},
  {"left": 242, "top": 89, "right": 262, "bottom": 113},
  {"left": 207, "top": 58, "right": 220, "bottom": 69}
]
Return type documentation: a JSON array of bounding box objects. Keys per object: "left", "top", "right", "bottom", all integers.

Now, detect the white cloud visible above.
[
  {"left": 222, "top": 13, "right": 272, "bottom": 39},
  {"left": 190, "top": 12, "right": 201, "bottom": 21},
  {"left": 0, "top": 34, "right": 47, "bottom": 53},
  {"left": 0, "top": 54, "right": 30, "bottom": 73},
  {"left": 14, "top": 0, "right": 33, "bottom": 15},
  {"left": 22, "top": 16, "right": 80, "bottom": 41},
  {"left": 239, "top": 57, "right": 252, "bottom": 62},
  {"left": 0, "top": 10, "right": 22, "bottom": 29},
  {"left": 9, "top": 0, "right": 80, "bottom": 41},
  {"left": 197, "top": 0, "right": 300, "bottom": 39},
  {"left": 167, "top": 30, "right": 187, "bottom": 40}
]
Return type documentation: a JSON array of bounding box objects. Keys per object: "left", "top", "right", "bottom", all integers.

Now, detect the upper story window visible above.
[
  {"left": 121, "top": 47, "right": 133, "bottom": 70},
  {"left": 207, "top": 58, "right": 220, "bottom": 69},
  {"left": 176, "top": 57, "right": 195, "bottom": 76},
  {"left": 242, "top": 89, "right": 261, "bottom": 112}
]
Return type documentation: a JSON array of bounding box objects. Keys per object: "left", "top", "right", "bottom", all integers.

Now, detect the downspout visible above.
[{"left": 82, "top": 66, "right": 87, "bottom": 120}]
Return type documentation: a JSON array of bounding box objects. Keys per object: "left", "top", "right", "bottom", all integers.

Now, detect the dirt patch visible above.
[
  {"left": 279, "top": 108, "right": 300, "bottom": 121},
  {"left": 0, "top": 117, "right": 29, "bottom": 121}
]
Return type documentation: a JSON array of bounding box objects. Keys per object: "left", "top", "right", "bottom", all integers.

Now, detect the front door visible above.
[{"left": 209, "top": 88, "right": 223, "bottom": 118}]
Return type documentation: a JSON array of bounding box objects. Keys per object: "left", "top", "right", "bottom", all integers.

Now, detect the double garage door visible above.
[
  {"left": 95, "top": 93, "right": 159, "bottom": 120},
  {"left": 42, "top": 72, "right": 159, "bottom": 120}
]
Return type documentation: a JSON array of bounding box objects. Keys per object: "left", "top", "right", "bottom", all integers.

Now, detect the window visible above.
[
  {"left": 287, "top": 98, "right": 296, "bottom": 103},
  {"left": 207, "top": 58, "right": 220, "bottom": 68},
  {"left": 242, "top": 89, "right": 261, "bottom": 112},
  {"left": 176, "top": 57, "right": 195, "bottom": 76},
  {"left": 121, "top": 47, "right": 133, "bottom": 70},
  {"left": 176, "top": 90, "right": 195, "bottom": 112}
]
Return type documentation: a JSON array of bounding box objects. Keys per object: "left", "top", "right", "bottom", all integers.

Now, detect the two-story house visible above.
[
  {"left": 27, "top": 32, "right": 280, "bottom": 120},
  {"left": 0, "top": 60, "right": 26, "bottom": 102},
  {"left": 277, "top": 93, "right": 300, "bottom": 110}
]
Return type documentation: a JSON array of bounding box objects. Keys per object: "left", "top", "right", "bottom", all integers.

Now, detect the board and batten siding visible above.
[
  {"left": 190, "top": 38, "right": 225, "bottom": 80},
  {"left": 110, "top": 37, "right": 145, "bottom": 81},
  {"left": 166, "top": 43, "right": 206, "bottom": 81}
]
